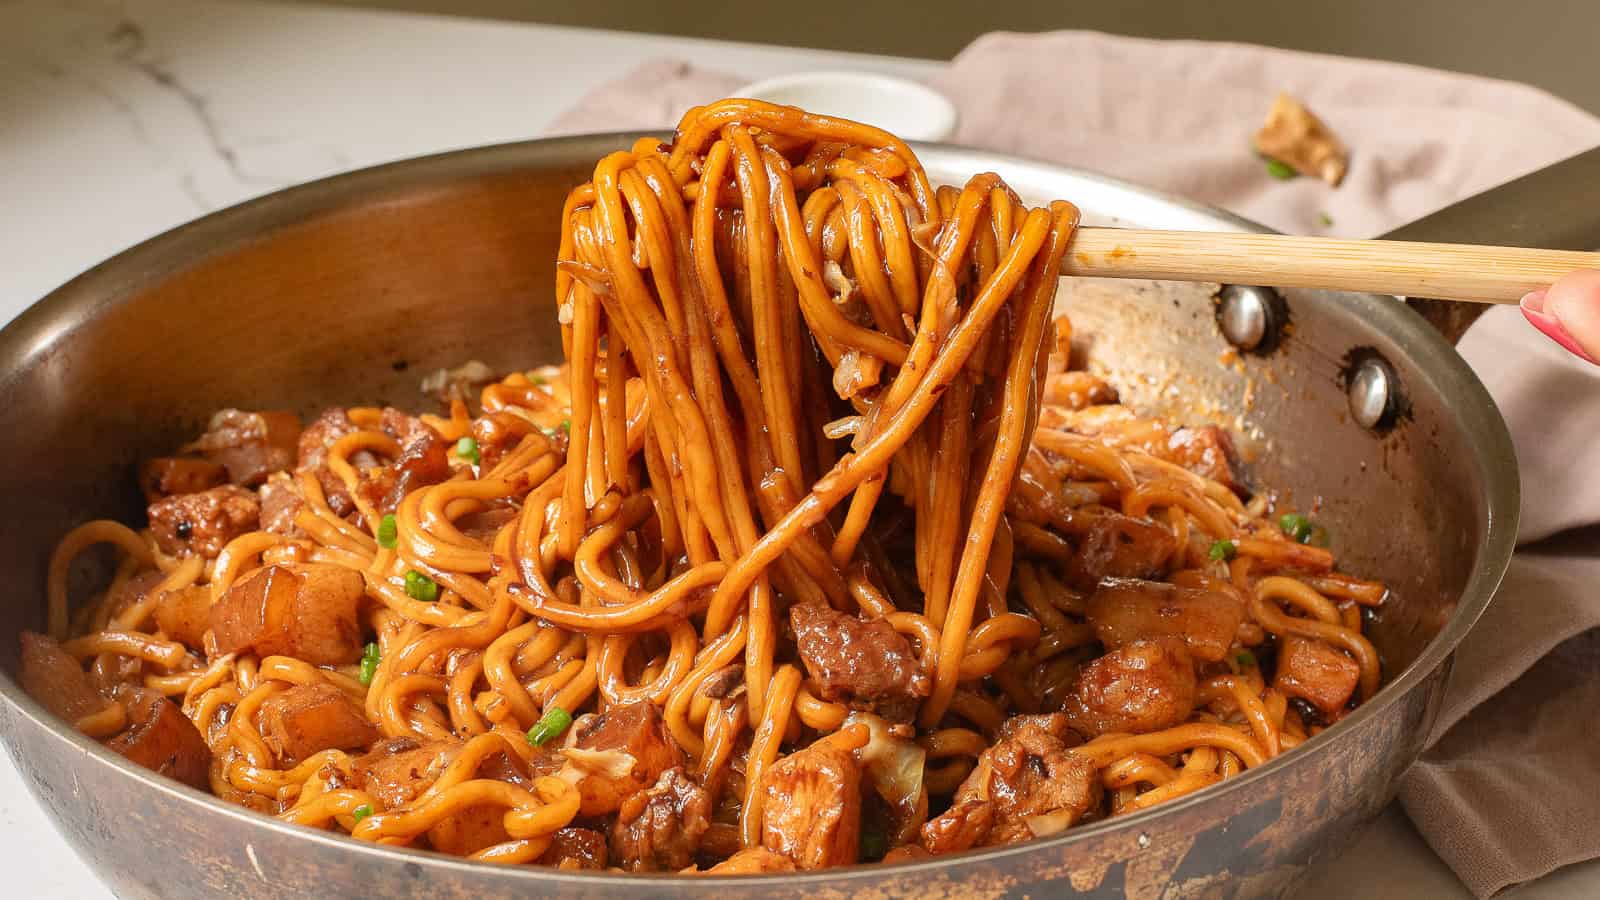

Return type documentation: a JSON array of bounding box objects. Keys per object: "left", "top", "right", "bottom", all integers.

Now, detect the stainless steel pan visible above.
[{"left": 0, "top": 134, "right": 1566, "bottom": 898}]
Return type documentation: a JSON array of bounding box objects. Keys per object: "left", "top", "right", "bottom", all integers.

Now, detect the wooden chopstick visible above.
[{"left": 1063, "top": 228, "right": 1600, "bottom": 303}]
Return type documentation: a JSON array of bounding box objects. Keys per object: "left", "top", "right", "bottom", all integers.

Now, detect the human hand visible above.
[{"left": 1521, "top": 269, "right": 1600, "bottom": 365}]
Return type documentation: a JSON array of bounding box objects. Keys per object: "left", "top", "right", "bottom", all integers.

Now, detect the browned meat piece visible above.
[
  {"left": 147, "top": 484, "right": 259, "bottom": 558},
  {"left": 704, "top": 846, "right": 797, "bottom": 874},
  {"left": 540, "top": 827, "right": 609, "bottom": 870},
  {"left": 567, "top": 700, "right": 686, "bottom": 817},
  {"left": 921, "top": 713, "right": 1100, "bottom": 852},
  {"left": 759, "top": 740, "right": 861, "bottom": 870},
  {"left": 296, "top": 408, "right": 370, "bottom": 517},
  {"left": 356, "top": 415, "right": 451, "bottom": 514},
  {"left": 1043, "top": 371, "right": 1118, "bottom": 411},
  {"left": 139, "top": 457, "right": 227, "bottom": 504},
  {"left": 1273, "top": 636, "right": 1361, "bottom": 720},
  {"left": 186, "top": 409, "right": 301, "bottom": 487},
  {"left": 209, "top": 564, "right": 365, "bottom": 665},
  {"left": 789, "top": 603, "right": 929, "bottom": 721},
  {"left": 919, "top": 799, "right": 994, "bottom": 855},
  {"left": 1062, "top": 639, "right": 1197, "bottom": 738},
  {"left": 471, "top": 411, "right": 538, "bottom": 472},
  {"left": 1087, "top": 577, "right": 1246, "bottom": 663},
  {"left": 154, "top": 585, "right": 212, "bottom": 649},
  {"left": 352, "top": 737, "right": 452, "bottom": 809},
  {"left": 298, "top": 407, "right": 449, "bottom": 518},
  {"left": 379, "top": 407, "right": 437, "bottom": 447},
  {"left": 258, "top": 682, "right": 377, "bottom": 763},
  {"left": 995, "top": 712, "right": 1081, "bottom": 744},
  {"left": 1164, "top": 425, "right": 1240, "bottom": 491},
  {"left": 258, "top": 471, "right": 305, "bottom": 536},
  {"left": 19, "top": 631, "right": 112, "bottom": 724},
  {"left": 610, "top": 767, "right": 712, "bottom": 872},
  {"left": 1060, "top": 508, "right": 1177, "bottom": 589},
  {"left": 106, "top": 687, "right": 211, "bottom": 789}
]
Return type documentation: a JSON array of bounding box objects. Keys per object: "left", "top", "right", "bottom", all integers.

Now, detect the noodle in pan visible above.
[{"left": 23, "top": 99, "right": 1384, "bottom": 873}]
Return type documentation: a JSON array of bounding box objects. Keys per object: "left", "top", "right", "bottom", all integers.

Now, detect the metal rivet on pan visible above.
[
  {"left": 1348, "top": 355, "right": 1397, "bottom": 430},
  {"left": 1216, "top": 284, "right": 1284, "bottom": 353}
]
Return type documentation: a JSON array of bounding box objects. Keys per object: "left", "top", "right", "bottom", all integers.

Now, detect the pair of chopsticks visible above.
[{"left": 1063, "top": 228, "right": 1599, "bottom": 304}]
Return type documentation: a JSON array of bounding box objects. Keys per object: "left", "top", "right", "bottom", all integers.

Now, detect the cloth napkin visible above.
[{"left": 547, "top": 33, "right": 1600, "bottom": 896}]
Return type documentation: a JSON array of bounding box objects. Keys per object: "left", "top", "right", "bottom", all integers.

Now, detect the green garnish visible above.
[
  {"left": 358, "top": 642, "right": 380, "bottom": 685},
  {"left": 376, "top": 514, "right": 397, "bottom": 549},
  {"left": 352, "top": 804, "right": 373, "bottom": 823},
  {"left": 1208, "top": 539, "right": 1237, "bottom": 562},
  {"left": 403, "top": 570, "right": 439, "bottom": 602},
  {"left": 1235, "top": 650, "right": 1257, "bottom": 668},
  {"left": 530, "top": 374, "right": 548, "bottom": 386},
  {"left": 527, "top": 706, "right": 572, "bottom": 746},
  {"left": 558, "top": 419, "right": 571, "bottom": 434},
  {"left": 1319, "top": 211, "right": 1334, "bottom": 227},
  {"left": 456, "top": 436, "right": 481, "bottom": 466},
  {"left": 1265, "top": 158, "right": 1298, "bottom": 180},
  {"left": 1279, "top": 513, "right": 1314, "bottom": 543},
  {"left": 861, "top": 828, "right": 888, "bottom": 860}
]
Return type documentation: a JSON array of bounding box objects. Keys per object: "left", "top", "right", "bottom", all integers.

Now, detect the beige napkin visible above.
[{"left": 547, "top": 33, "right": 1600, "bottom": 896}]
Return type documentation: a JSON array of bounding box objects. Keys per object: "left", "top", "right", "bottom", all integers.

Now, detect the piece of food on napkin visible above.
[{"left": 1254, "top": 92, "right": 1349, "bottom": 186}]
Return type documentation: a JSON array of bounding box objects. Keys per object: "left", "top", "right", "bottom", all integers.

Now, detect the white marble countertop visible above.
[{"left": 0, "top": 1, "right": 1593, "bottom": 897}]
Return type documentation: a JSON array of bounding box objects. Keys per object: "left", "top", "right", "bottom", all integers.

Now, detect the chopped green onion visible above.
[
  {"left": 352, "top": 804, "right": 373, "bottom": 823},
  {"left": 1235, "top": 650, "right": 1257, "bottom": 668},
  {"left": 558, "top": 419, "right": 571, "bottom": 434},
  {"left": 1208, "top": 539, "right": 1237, "bottom": 562},
  {"left": 1279, "top": 513, "right": 1314, "bottom": 543},
  {"left": 358, "top": 642, "right": 380, "bottom": 685},
  {"left": 403, "top": 569, "right": 439, "bottom": 602},
  {"left": 527, "top": 706, "right": 572, "bottom": 747},
  {"left": 861, "top": 828, "right": 888, "bottom": 860},
  {"left": 530, "top": 374, "right": 547, "bottom": 386},
  {"left": 456, "top": 436, "right": 480, "bottom": 466},
  {"left": 376, "top": 514, "right": 398, "bottom": 549},
  {"left": 1265, "top": 158, "right": 1298, "bottom": 180},
  {"left": 1319, "top": 211, "right": 1334, "bottom": 227}
]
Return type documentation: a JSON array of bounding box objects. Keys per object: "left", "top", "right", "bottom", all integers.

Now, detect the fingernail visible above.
[{"left": 1522, "top": 292, "right": 1600, "bottom": 364}]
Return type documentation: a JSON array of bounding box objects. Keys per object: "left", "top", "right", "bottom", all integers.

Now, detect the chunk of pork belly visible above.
[
  {"left": 759, "top": 741, "right": 861, "bottom": 869},
  {"left": 920, "top": 714, "right": 1099, "bottom": 852},
  {"left": 1087, "top": 577, "right": 1245, "bottom": 663},
  {"left": 209, "top": 564, "right": 365, "bottom": 665},
  {"left": 565, "top": 701, "right": 686, "bottom": 817},
  {"left": 1273, "top": 636, "right": 1361, "bottom": 720},
  {"left": 106, "top": 687, "right": 212, "bottom": 789},
  {"left": 1061, "top": 638, "right": 1198, "bottom": 738},
  {"left": 258, "top": 683, "right": 377, "bottom": 763}
]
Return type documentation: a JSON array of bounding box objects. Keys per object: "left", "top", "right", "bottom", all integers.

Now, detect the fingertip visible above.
[{"left": 1543, "top": 269, "right": 1600, "bottom": 364}]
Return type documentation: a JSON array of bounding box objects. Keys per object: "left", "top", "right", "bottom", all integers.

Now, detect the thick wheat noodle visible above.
[
  {"left": 1200, "top": 674, "right": 1282, "bottom": 758},
  {"left": 1123, "top": 746, "right": 1223, "bottom": 812},
  {"left": 1103, "top": 753, "right": 1181, "bottom": 789},
  {"left": 47, "top": 520, "right": 152, "bottom": 639}
]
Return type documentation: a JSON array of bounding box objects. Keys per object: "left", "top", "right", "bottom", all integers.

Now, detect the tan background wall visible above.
[{"left": 305, "top": 0, "right": 1600, "bottom": 114}]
